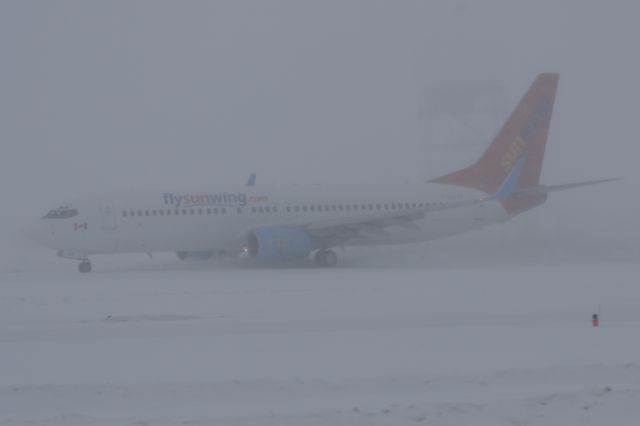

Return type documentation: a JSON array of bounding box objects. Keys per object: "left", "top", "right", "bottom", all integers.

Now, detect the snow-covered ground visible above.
[{"left": 1, "top": 251, "right": 640, "bottom": 425}]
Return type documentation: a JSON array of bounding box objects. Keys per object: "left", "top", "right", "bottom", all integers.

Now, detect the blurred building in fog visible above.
[
  {"left": 419, "top": 81, "right": 508, "bottom": 177},
  {"left": 419, "top": 81, "right": 546, "bottom": 248}
]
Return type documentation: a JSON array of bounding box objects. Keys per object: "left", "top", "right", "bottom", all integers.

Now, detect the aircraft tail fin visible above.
[{"left": 431, "top": 73, "right": 559, "bottom": 196}]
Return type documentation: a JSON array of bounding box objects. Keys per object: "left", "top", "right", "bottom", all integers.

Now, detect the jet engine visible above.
[{"left": 246, "top": 227, "right": 314, "bottom": 261}]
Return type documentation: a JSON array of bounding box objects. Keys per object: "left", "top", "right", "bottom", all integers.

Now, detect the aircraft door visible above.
[
  {"left": 100, "top": 200, "right": 117, "bottom": 230},
  {"left": 473, "top": 202, "right": 487, "bottom": 225}
]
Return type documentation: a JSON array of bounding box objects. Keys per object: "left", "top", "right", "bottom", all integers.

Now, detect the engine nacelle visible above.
[{"left": 247, "top": 227, "right": 314, "bottom": 261}]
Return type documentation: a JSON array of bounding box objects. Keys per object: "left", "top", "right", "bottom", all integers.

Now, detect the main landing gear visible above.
[
  {"left": 78, "top": 260, "right": 92, "bottom": 273},
  {"left": 314, "top": 249, "right": 338, "bottom": 267}
]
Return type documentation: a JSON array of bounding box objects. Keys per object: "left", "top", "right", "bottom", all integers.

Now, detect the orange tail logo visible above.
[{"left": 431, "top": 73, "right": 559, "bottom": 198}]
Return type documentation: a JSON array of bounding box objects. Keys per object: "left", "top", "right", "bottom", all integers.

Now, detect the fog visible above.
[
  {"left": 1, "top": 0, "right": 639, "bottom": 269},
  {"left": 4, "top": 3, "right": 640, "bottom": 424}
]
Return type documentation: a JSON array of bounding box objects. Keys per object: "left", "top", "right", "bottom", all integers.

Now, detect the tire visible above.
[
  {"left": 176, "top": 251, "right": 188, "bottom": 261},
  {"left": 314, "top": 249, "right": 338, "bottom": 267},
  {"left": 78, "top": 261, "right": 92, "bottom": 273}
]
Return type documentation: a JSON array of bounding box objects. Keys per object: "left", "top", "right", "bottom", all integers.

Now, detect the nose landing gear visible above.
[{"left": 57, "top": 250, "right": 93, "bottom": 273}]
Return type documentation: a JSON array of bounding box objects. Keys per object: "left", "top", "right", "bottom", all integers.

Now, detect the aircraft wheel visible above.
[
  {"left": 314, "top": 249, "right": 338, "bottom": 267},
  {"left": 176, "top": 251, "right": 188, "bottom": 261},
  {"left": 78, "top": 261, "right": 92, "bottom": 273}
]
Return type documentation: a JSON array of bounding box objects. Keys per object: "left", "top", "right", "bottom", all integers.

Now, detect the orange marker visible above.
[{"left": 592, "top": 314, "right": 599, "bottom": 327}]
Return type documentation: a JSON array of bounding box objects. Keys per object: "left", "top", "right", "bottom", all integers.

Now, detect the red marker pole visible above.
[{"left": 592, "top": 313, "right": 599, "bottom": 327}]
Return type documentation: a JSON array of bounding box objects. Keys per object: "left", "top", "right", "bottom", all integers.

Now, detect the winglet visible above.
[{"left": 245, "top": 174, "right": 257, "bottom": 187}]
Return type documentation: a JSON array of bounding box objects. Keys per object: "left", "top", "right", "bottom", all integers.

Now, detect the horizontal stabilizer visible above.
[{"left": 512, "top": 178, "right": 621, "bottom": 197}]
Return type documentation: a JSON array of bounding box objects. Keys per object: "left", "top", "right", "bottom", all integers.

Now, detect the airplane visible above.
[{"left": 26, "top": 73, "right": 617, "bottom": 273}]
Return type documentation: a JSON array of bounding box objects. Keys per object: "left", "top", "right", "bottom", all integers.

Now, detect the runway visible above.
[{"left": 1, "top": 257, "right": 639, "bottom": 425}]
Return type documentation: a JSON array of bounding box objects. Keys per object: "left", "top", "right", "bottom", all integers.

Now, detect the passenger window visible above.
[
  {"left": 303, "top": 206, "right": 307, "bottom": 212},
  {"left": 286, "top": 206, "right": 291, "bottom": 212},
  {"left": 152, "top": 210, "right": 157, "bottom": 216},
  {"left": 310, "top": 205, "right": 315, "bottom": 212},
  {"left": 265, "top": 206, "right": 271, "bottom": 213},
  {"left": 213, "top": 208, "right": 218, "bottom": 214},
  {"left": 123, "top": 211, "right": 127, "bottom": 217},
  {"left": 206, "top": 208, "right": 212, "bottom": 215},
  {"left": 182, "top": 209, "right": 187, "bottom": 215},
  {"left": 273, "top": 206, "right": 277, "bottom": 213},
  {"left": 405, "top": 203, "right": 410, "bottom": 209},
  {"left": 259, "top": 207, "right": 264, "bottom": 213},
  {"left": 338, "top": 205, "right": 343, "bottom": 211},
  {"left": 166, "top": 210, "right": 172, "bottom": 216},
  {"left": 130, "top": 210, "right": 135, "bottom": 217},
  {"left": 294, "top": 206, "right": 300, "bottom": 212},
  {"left": 159, "top": 210, "right": 164, "bottom": 216},
  {"left": 174, "top": 209, "right": 179, "bottom": 215},
  {"left": 197, "top": 208, "right": 202, "bottom": 215},
  {"left": 221, "top": 208, "right": 226, "bottom": 214},
  {"left": 189, "top": 209, "right": 195, "bottom": 215},
  {"left": 237, "top": 207, "right": 242, "bottom": 214},
  {"left": 391, "top": 204, "right": 396, "bottom": 210},
  {"left": 376, "top": 204, "right": 381, "bottom": 210},
  {"left": 332, "top": 205, "right": 336, "bottom": 211},
  {"left": 346, "top": 205, "right": 351, "bottom": 211}
]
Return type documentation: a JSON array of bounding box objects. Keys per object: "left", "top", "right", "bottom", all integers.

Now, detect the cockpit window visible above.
[{"left": 42, "top": 206, "right": 78, "bottom": 219}]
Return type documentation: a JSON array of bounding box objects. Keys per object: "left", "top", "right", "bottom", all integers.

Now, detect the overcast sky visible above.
[{"left": 1, "top": 0, "right": 638, "bottom": 268}]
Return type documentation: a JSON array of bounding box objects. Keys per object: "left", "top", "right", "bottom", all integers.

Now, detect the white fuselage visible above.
[{"left": 27, "top": 183, "right": 510, "bottom": 257}]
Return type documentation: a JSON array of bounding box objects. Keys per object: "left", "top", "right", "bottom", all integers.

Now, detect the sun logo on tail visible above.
[{"left": 500, "top": 136, "right": 526, "bottom": 172}]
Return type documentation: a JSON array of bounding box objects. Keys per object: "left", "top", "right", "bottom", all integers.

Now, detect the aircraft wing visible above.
[
  {"left": 239, "top": 177, "right": 619, "bottom": 251},
  {"left": 271, "top": 197, "right": 486, "bottom": 248},
  {"left": 246, "top": 178, "right": 619, "bottom": 248}
]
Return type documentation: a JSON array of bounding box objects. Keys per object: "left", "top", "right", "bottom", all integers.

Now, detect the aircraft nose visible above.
[{"left": 24, "top": 220, "right": 55, "bottom": 248}]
